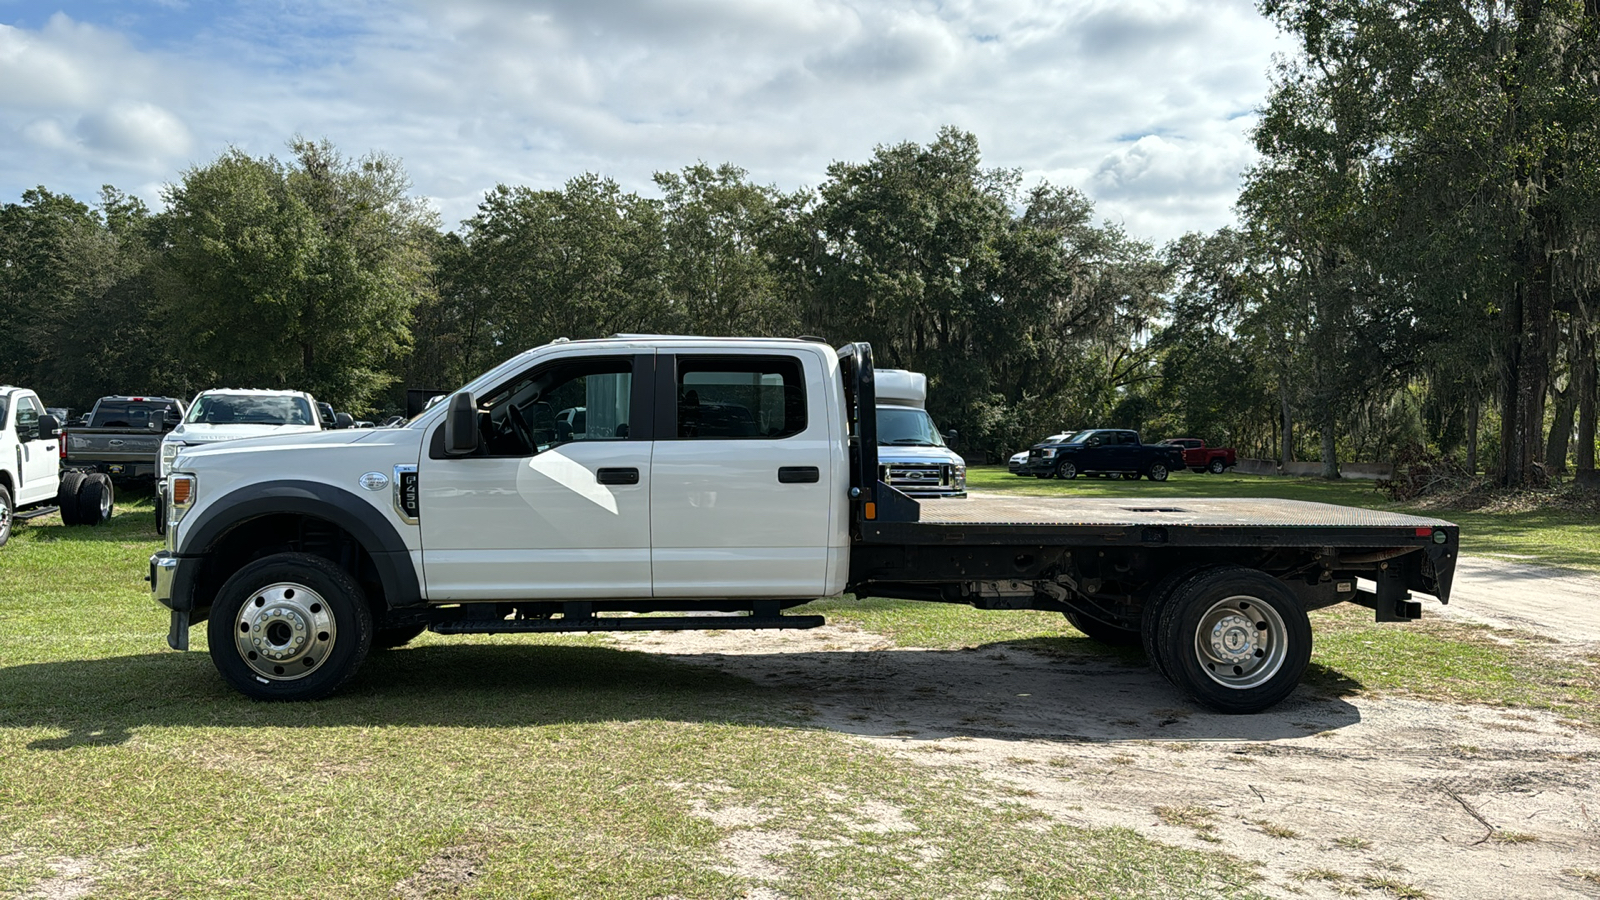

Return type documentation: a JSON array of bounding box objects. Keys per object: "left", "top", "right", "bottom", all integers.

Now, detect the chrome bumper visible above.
[{"left": 149, "top": 551, "right": 179, "bottom": 607}]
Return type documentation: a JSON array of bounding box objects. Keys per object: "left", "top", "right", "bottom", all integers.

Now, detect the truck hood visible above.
[
  {"left": 175, "top": 426, "right": 394, "bottom": 458},
  {"left": 877, "top": 444, "right": 963, "bottom": 465},
  {"left": 167, "top": 423, "right": 324, "bottom": 445}
]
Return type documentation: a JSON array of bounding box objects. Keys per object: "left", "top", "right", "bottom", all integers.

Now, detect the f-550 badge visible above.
[{"left": 358, "top": 471, "right": 390, "bottom": 491}]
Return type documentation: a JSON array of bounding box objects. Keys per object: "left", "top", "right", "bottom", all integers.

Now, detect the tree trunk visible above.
[
  {"left": 1466, "top": 391, "right": 1480, "bottom": 475},
  {"left": 1545, "top": 378, "right": 1574, "bottom": 475},
  {"left": 1319, "top": 410, "right": 1339, "bottom": 479},
  {"left": 1279, "top": 370, "right": 1294, "bottom": 467},
  {"left": 1498, "top": 237, "right": 1553, "bottom": 486},
  {"left": 1577, "top": 327, "right": 1597, "bottom": 486}
]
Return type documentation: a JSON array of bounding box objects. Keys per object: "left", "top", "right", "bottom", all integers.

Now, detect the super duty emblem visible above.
[{"left": 359, "top": 471, "right": 390, "bottom": 491}]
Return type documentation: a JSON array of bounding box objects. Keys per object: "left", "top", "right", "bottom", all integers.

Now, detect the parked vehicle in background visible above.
[
  {"left": 1012, "top": 433, "right": 1076, "bottom": 475},
  {"left": 61, "top": 396, "right": 185, "bottom": 481},
  {"left": 1, "top": 385, "right": 115, "bottom": 545},
  {"left": 874, "top": 369, "right": 965, "bottom": 498},
  {"left": 1019, "top": 429, "right": 1186, "bottom": 481},
  {"left": 155, "top": 389, "right": 328, "bottom": 534},
  {"left": 1158, "top": 438, "right": 1238, "bottom": 474},
  {"left": 148, "top": 336, "right": 1459, "bottom": 715}
]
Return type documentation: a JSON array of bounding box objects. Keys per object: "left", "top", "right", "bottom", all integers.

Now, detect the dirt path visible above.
[
  {"left": 1438, "top": 555, "right": 1600, "bottom": 643},
  {"left": 618, "top": 559, "right": 1600, "bottom": 899}
]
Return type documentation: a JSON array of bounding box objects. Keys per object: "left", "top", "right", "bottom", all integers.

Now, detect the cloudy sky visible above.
[{"left": 0, "top": 0, "right": 1287, "bottom": 245}]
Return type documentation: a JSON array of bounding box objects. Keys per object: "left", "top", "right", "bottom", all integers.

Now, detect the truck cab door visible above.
[
  {"left": 11, "top": 395, "right": 57, "bottom": 506},
  {"left": 418, "top": 352, "right": 655, "bottom": 600},
  {"left": 650, "top": 351, "right": 834, "bottom": 598}
]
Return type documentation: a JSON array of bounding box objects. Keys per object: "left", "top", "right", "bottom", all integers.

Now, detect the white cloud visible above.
[{"left": 0, "top": 0, "right": 1288, "bottom": 243}]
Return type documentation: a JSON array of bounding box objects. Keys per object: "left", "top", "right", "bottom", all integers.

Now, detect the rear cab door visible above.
[
  {"left": 10, "top": 392, "right": 58, "bottom": 505},
  {"left": 650, "top": 343, "right": 841, "bottom": 598}
]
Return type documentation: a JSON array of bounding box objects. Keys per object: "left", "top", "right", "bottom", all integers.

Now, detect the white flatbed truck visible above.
[{"left": 150, "top": 337, "right": 1458, "bottom": 713}]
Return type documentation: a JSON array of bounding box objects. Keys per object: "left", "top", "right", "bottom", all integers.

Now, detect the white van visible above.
[{"left": 873, "top": 369, "right": 966, "bottom": 498}]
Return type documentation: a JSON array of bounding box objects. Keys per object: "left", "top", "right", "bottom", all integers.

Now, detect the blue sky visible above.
[{"left": 0, "top": 0, "right": 1287, "bottom": 244}]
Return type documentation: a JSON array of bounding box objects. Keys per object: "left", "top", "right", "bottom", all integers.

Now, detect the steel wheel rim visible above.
[
  {"left": 1194, "top": 594, "right": 1288, "bottom": 689},
  {"left": 98, "top": 486, "right": 112, "bottom": 518},
  {"left": 234, "top": 582, "right": 338, "bottom": 681}
]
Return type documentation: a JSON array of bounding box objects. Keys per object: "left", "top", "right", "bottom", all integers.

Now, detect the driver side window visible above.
[
  {"left": 475, "top": 357, "right": 634, "bottom": 458},
  {"left": 14, "top": 396, "right": 41, "bottom": 442}
]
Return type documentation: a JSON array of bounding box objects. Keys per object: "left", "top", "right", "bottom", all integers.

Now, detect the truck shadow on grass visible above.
[{"left": 0, "top": 639, "right": 1364, "bottom": 751}]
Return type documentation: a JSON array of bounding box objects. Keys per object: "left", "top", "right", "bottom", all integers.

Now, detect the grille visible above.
[{"left": 880, "top": 463, "right": 951, "bottom": 490}]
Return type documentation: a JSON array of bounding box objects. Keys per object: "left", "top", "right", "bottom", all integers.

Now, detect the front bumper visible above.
[{"left": 148, "top": 550, "right": 200, "bottom": 650}]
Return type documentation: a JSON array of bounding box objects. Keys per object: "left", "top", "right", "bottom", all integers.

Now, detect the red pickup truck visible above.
[{"left": 1158, "top": 438, "right": 1237, "bottom": 474}]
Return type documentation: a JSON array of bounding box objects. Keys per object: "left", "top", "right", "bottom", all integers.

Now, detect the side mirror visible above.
[
  {"left": 943, "top": 429, "right": 960, "bottom": 448},
  {"left": 38, "top": 414, "right": 61, "bottom": 438},
  {"left": 443, "top": 392, "right": 479, "bottom": 455},
  {"left": 334, "top": 412, "right": 355, "bottom": 430}
]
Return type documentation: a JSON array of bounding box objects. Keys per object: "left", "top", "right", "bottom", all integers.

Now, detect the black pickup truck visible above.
[
  {"left": 62, "top": 396, "right": 185, "bottom": 480},
  {"left": 1019, "top": 428, "right": 1187, "bottom": 481}
]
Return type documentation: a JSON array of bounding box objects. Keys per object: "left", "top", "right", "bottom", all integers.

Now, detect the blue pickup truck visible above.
[{"left": 1019, "top": 429, "right": 1186, "bottom": 481}]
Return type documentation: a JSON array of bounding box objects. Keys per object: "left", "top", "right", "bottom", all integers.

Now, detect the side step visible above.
[
  {"left": 431, "top": 614, "right": 826, "bottom": 635},
  {"left": 13, "top": 506, "right": 60, "bottom": 521}
]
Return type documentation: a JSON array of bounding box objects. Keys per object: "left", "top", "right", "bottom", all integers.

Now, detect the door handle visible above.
[
  {"left": 596, "top": 467, "right": 639, "bottom": 485},
  {"left": 778, "top": 466, "right": 819, "bottom": 484}
]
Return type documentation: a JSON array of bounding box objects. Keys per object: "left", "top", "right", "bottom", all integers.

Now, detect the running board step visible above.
[
  {"left": 12, "top": 506, "right": 59, "bottom": 521},
  {"left": 430, "top": 615, "right": 826, "bottom": 635}
]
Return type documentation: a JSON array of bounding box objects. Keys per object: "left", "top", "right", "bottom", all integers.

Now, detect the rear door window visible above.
[{"left": 674, "top": 356, "right": 806, "bottom": 440}]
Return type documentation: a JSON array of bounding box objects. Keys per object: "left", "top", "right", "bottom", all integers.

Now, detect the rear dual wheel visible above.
[
  {"left": 56, "top": 473, "right": 113, "bottom": 526},
  {"left": 1142, "top": 566, "right": 1311, "bottom": 714}
]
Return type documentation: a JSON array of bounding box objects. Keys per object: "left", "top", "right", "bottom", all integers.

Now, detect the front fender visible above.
[{"left": 176, "top": 480, "right": 423, "bottom": 613}]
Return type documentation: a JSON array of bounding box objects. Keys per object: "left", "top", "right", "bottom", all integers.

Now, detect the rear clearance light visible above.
[
  {"left": 864, "top": 502, "right": 877, "bottom": 520},
  {"left": 59, "top": 431, "right": 68, "bottom": 459},
  {"left": 170, "top": 475, "right": 195, "bottom": 507},
  {"left": 1414, "top": 527, "right": 1432, "bottom": 537}
]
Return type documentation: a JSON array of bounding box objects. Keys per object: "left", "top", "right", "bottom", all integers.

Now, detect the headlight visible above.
[
  {"left": 159, "top": 441, "right": 184, "bottom": 478},
  {"left": 1041, "top": 448, "right": 1056, "bottom": 458},
  {"left": 952, "top": 464, "right": 967, "bottom": 490}
]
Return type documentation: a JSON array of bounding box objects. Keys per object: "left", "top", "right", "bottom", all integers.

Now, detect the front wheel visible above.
[
  {"left": 0, "top": 484, "right": 12, "bottom": 548},
  {"left": 1146, "top": 463, "right": 1169, "bottom": 482},
  {"left": 1055, "top": 461, "right": 1078, "bottom": 480},
  {"left": 207, "top": 552, "right": 373, "bottom": 701},
  {"left": 1153, "top": 566, "right": 1311, "bottom": 713},
  {"left": 1208, "top": 459, "right": 1226, "bottom": 475}
]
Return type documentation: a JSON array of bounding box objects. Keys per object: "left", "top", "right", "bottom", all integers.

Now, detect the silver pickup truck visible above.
[{"left": 63, "top": 396, "right": 185, "bottom": 480}]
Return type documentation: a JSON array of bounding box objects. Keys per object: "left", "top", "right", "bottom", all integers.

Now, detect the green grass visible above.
[
  {"left": 0, "top": 497, "right": 1266, "bottom": 899},
  {"left": 969, "top": 467, "right": 1600, "bottom": 571}
]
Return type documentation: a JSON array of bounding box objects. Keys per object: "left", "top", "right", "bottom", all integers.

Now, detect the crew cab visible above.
[
  {"left": 150, "top": 337, "right": 1458, "bottom": 714},
  {"left": 2, "top": 385, "right": 115, "bottom": 545},
  {"left": 1020, "top": 429, "right": 1187, "bottom": 481},
  {"left": 62, "top": 395, "right": 185, "bottom": 480},
  {"left": 1158, "top": 438, "right": 1237, "bottom": 474}
]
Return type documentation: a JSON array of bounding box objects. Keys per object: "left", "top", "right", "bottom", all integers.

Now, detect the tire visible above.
[
  {"left": 372, "top": 623, "right": 427, "bottom": 650},
  {"left": 75, "top": 474, "right": 114, "bottom": 526},
  {"left": 1064, "top": 609, "right": 1140, "bottom": 646},
  {"left": 1055, "top": 460, "right": 1078, "bottom": 480},
  {"left": 207, "top": 552, "right": 373, "bottom": 701},
  {"left": 1146, "top": 463, "right": 1169, "bottom": 482},
  {"left": 1208, "top": 459, "right": 1226, "bottom": 475},
  {"left": 57, "top": 473, "right": 85, "bottom": 526},
  {"left": 1154, "top": 566, "right": 1312, "bottom": 714},
  {"left": 1140, "top": 567, "right": 1216, "bottom": 684},
  {"left": 0, "top": 484, "right": 12, "bottom": 548},
  {"left": 154, "top": 491, "right": 167, "bottom": 537}
]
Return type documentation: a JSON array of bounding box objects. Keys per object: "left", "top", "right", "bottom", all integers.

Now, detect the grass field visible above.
[{"left": 1, "top": 477, "right": 1595, "bottom": 897}]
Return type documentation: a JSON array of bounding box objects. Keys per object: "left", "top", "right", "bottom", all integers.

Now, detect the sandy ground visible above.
[{"left": 618, "top": 555, "right": 1600, "bottom": 899}]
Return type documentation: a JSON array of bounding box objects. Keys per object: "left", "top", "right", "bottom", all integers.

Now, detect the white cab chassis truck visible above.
[
  {"left": 150, "top": 338, "right": 1459, "bottom": 713},
  {"left": 2, "top": 385, "right": 116, "bottom": 545}
]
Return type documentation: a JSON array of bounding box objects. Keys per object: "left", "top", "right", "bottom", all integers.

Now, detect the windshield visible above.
[
  {"left": 877, "top": 407, "right": 945, "bottom": 447},
  {"left": 185, "top": 394, "right": 314, "bottom": 426},
  {"left": 1060, "top": 430, "right": 1093, "bottom": 444},
  {"left": 0, "top": 396, "right": 8, "bottom": 428}
]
